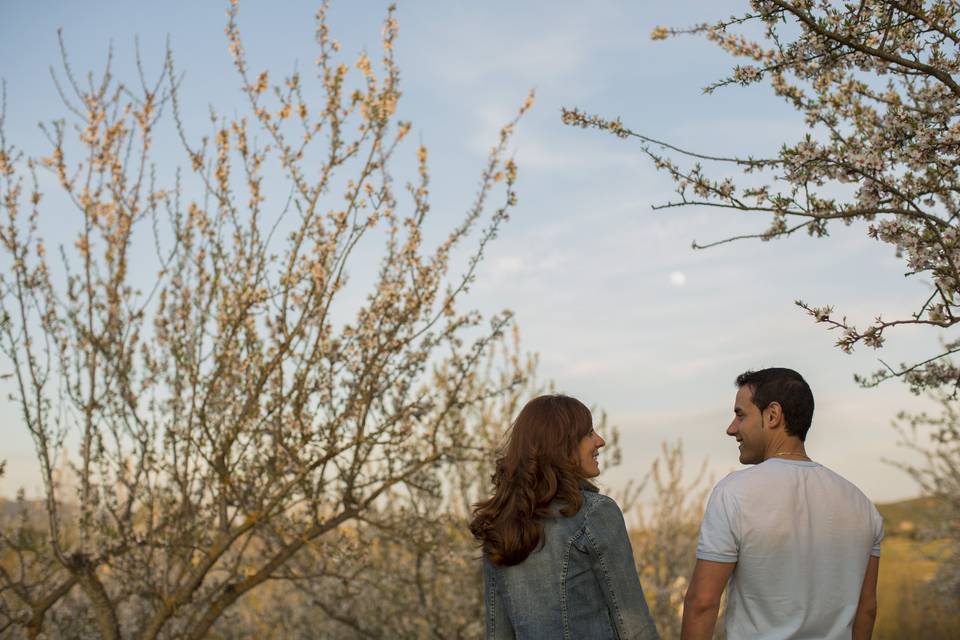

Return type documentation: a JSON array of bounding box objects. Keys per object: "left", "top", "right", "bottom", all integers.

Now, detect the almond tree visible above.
[
  {"left": 564, "top": 0, "right": 960, "bottom": 395},
  {"left": 0, "top": 2, "right": 533, "bottom": 637},
  {"left": 201, "top": 330, "right": 541, "bottom": 639}
]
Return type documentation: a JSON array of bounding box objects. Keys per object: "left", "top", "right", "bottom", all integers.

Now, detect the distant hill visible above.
[{"left": 875, "top": 496, "right": 946, "bottom": 537}]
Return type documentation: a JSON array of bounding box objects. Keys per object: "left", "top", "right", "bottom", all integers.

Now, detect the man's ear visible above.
[{"left": 764, "top": 401, "right": 783, "bottom": 429}]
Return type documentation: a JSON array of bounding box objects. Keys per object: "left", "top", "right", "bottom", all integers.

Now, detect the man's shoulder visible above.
[
  {"left": 711, "top": 465, "right": 765, "bottom": 495},
  {"left": 812, "top": 464, "right": 878, "bottom": 509}
]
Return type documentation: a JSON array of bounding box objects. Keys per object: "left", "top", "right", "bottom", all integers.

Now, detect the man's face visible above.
[{"left": 727, "top": 385, "right": 766, "bottom": 465}]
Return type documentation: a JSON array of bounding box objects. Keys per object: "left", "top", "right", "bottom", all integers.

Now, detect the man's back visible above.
[{"left": 697, "top": 458, "right": 883, "bottom": 640}]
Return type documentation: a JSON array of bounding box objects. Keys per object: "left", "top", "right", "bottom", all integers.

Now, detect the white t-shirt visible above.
[{"left": 697, "top": 458, "right": 883, "bottom": 640}]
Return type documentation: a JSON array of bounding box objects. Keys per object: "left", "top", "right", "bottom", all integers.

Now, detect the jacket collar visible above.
[{"left": 580, "top": 479, "right": 599, "bottom": 493}]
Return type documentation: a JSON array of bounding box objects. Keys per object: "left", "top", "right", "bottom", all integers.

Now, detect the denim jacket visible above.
[{"left": 483, "top": 486, "right": 659, "bottom": 640}]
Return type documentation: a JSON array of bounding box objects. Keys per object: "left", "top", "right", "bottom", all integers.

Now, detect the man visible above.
[{"left": 681, "top": 368, "right": 883, "bottom": 640}]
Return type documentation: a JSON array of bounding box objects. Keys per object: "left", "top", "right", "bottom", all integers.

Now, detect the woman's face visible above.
[{"left": 577, "top": 428, "right": 606, "bottom": 477}]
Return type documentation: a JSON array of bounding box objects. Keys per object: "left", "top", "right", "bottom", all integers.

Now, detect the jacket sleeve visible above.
[
  {"left": 483, "top": 557, "right": 516, "bottom": 640},
  {"left": 584, "top": 496, "right": 660, "bottom": 640}
]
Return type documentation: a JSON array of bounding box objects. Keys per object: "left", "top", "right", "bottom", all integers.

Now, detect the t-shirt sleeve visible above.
[
  {"left": 696, "top": 481, "right": 739, "bottom": 563},
  {"left": 870, "top": 503, "right": 884, "bottom": 557}
]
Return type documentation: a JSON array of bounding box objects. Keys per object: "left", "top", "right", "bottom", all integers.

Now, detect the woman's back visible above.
[
  {"left": 470, "top": 395, "right": 658, "bottom": 640},
  {"left": 483, "top": 487, "right": 659, "bottom": 640}
]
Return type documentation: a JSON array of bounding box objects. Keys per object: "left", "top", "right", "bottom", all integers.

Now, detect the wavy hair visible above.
[{"left": 469, "top": 394, "right": 594, "bottom": 566}]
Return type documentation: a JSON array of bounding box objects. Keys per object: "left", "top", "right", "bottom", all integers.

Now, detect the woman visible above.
[{"left": 470, "top": 395, "right": 659, "bottom": 640}]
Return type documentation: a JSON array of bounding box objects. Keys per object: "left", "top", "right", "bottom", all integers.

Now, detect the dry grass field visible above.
[
  {"left": 875, "top": 537, "right": 958, "bottom": 639},
  {"left": 874, "top": 498, "right": 959, "bottom": 640}
]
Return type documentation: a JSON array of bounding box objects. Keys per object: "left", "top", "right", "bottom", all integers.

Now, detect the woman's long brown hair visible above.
[{"left": 469, "top": 394, "right": 594, "bottom": 566}]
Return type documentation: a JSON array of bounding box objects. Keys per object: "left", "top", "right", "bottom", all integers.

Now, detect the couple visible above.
[{"left": 469, "top": 368, "right": 883, "bottom": 640}]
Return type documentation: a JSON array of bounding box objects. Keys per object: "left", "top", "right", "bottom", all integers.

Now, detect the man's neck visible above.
[{"left": 762, "top": 438, "right": 809, "bottom": 462}]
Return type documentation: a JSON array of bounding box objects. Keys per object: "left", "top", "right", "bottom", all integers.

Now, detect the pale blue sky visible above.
[{"left": 0, "top": 0, "right": 945, "bottom": 502}]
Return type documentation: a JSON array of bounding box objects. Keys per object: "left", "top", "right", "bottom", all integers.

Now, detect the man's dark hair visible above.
[{"left": 735, "top": 368, "right": 815, "bottom": 441}]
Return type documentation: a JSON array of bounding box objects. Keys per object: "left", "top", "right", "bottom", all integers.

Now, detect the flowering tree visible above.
[
  {"left": 0, "top": 2, "right": 534, "bottom": 637},
  {"left": 564, "top": 0, "right": 960, "bottom": 395},
  {"left": 204, "top": 332, "right": 542, "bottom": 639}
]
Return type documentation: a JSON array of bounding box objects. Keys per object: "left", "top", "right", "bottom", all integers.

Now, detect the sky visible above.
[{"left": 0, "top": 0, "right": 948, "bottom": 503}]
